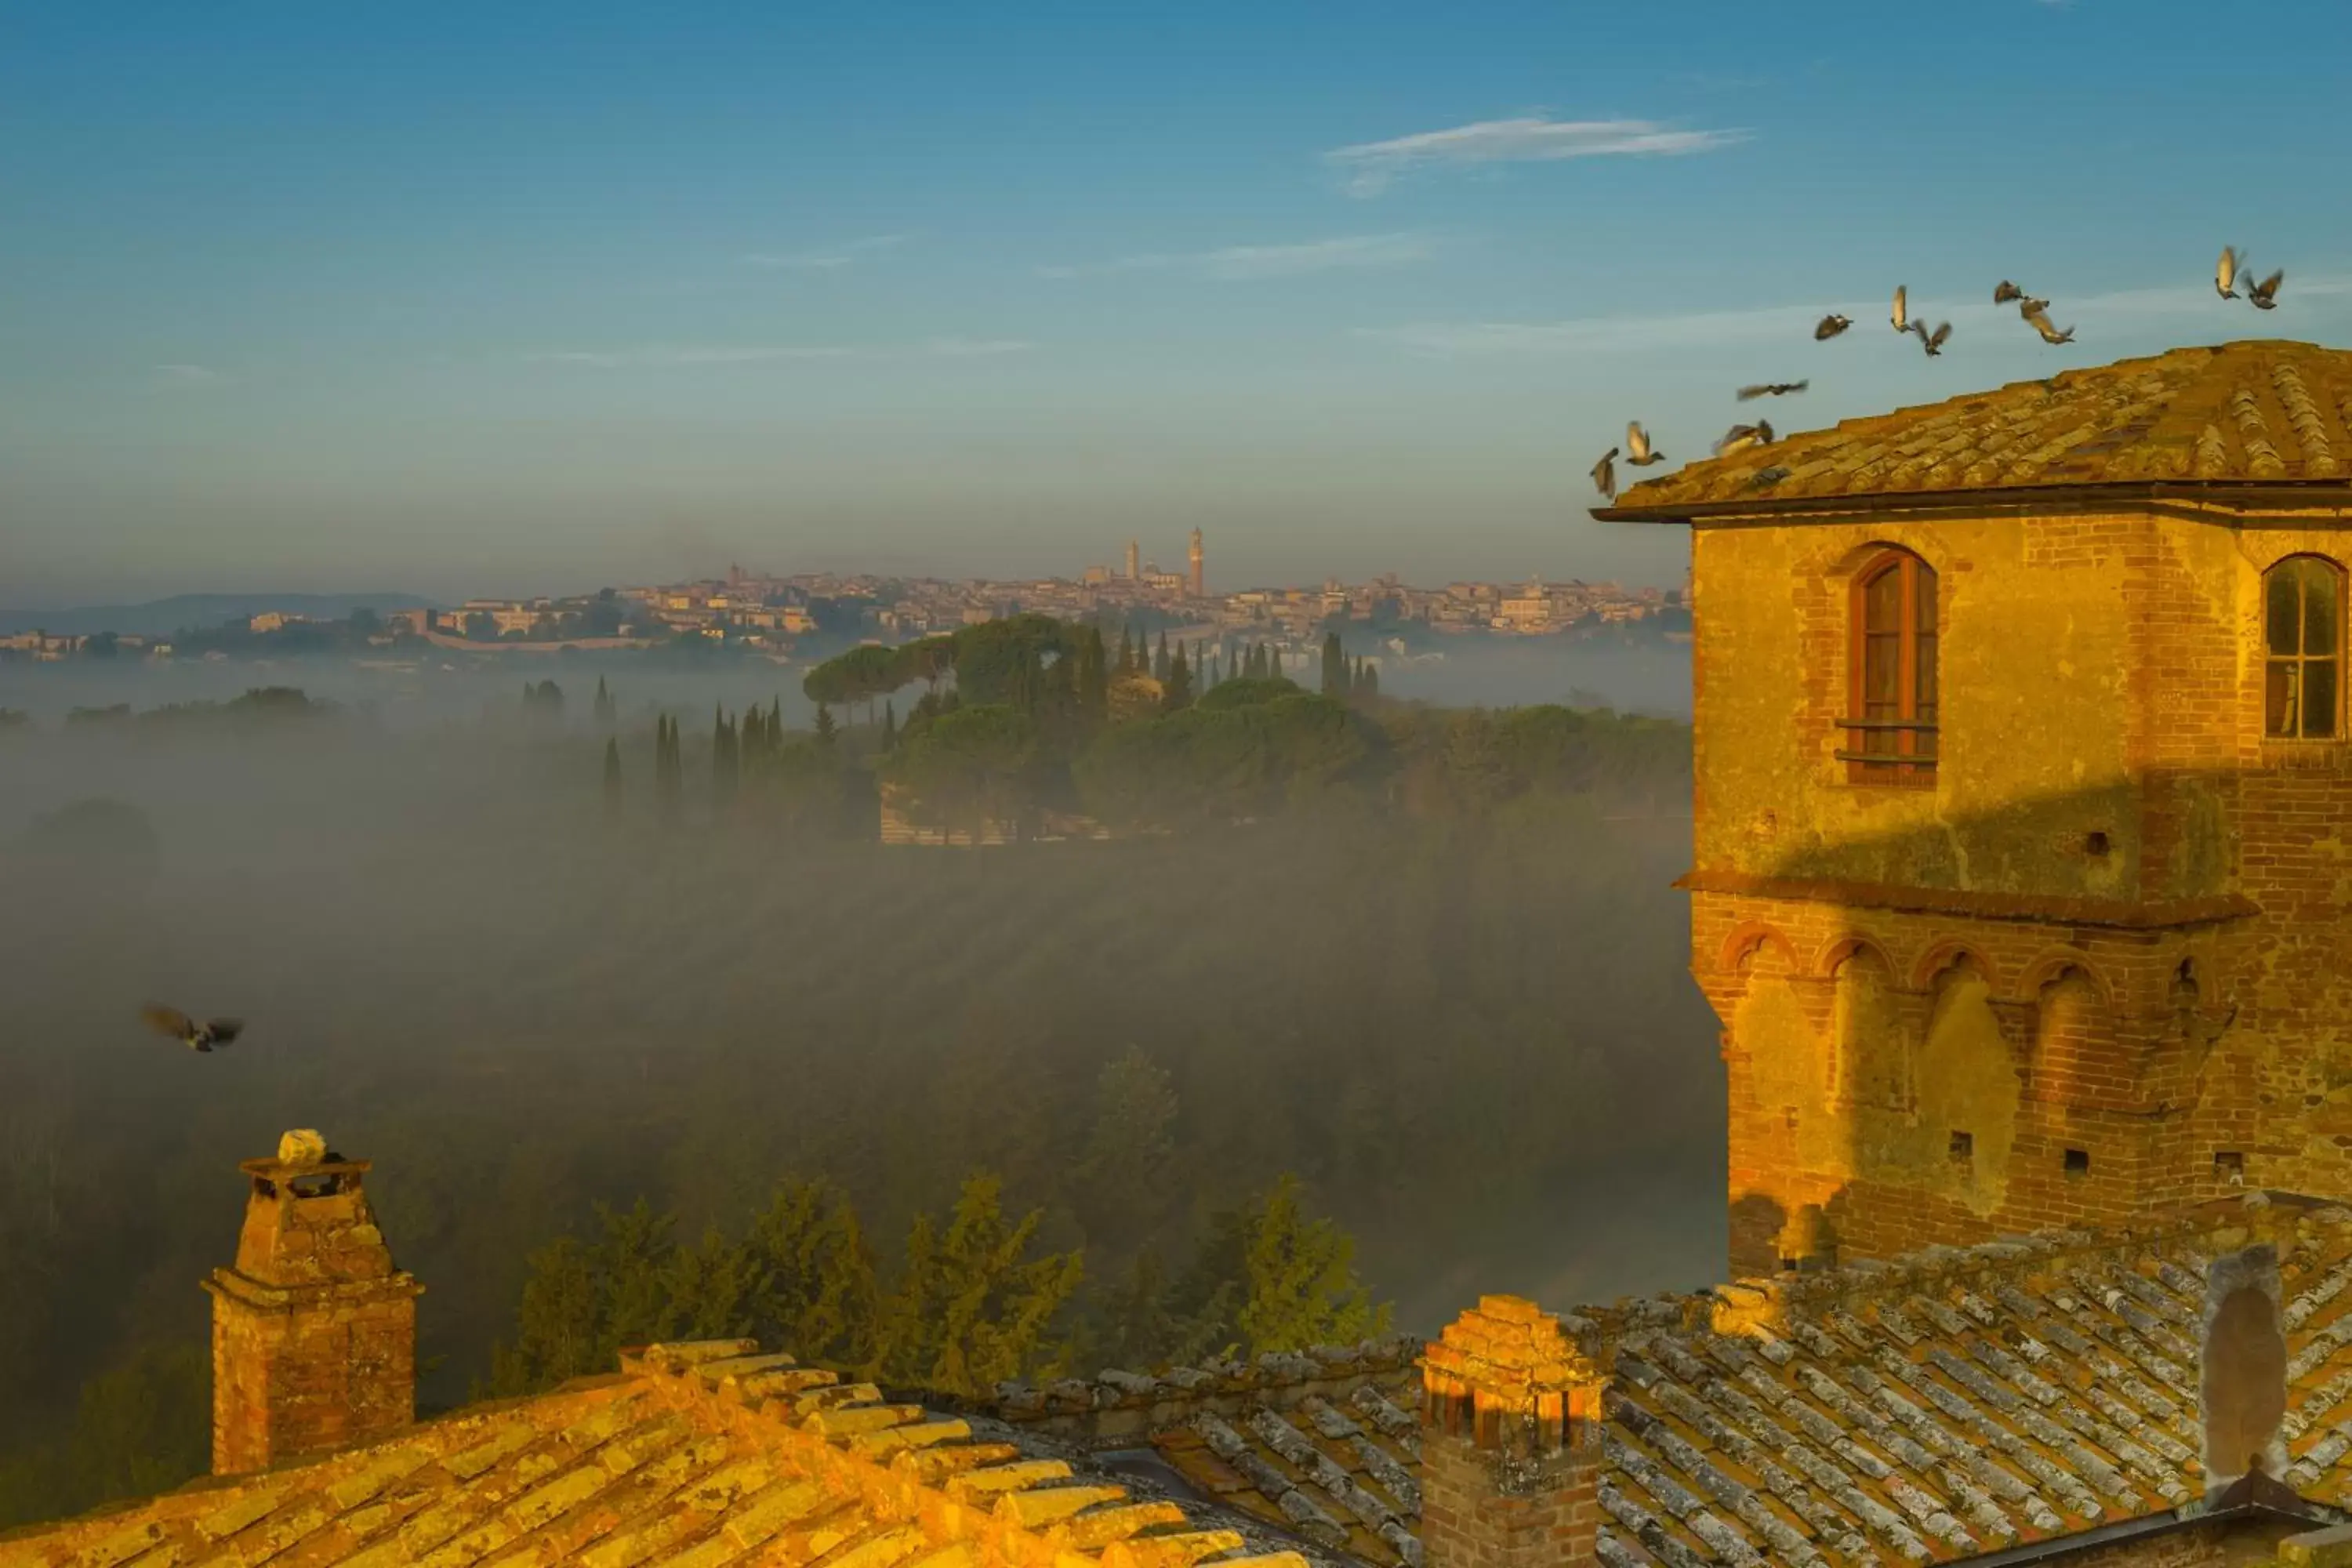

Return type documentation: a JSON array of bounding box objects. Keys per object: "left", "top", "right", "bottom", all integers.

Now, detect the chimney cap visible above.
[{"left": 240, "top": 1153, "right": 370, "bottom": 1181}]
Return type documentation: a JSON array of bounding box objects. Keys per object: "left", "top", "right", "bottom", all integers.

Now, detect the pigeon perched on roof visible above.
[
  {"left": 1624, "top": 422, "right": 1666, "bottom": 466},
  {"left": 1590, "top": 447, "right": 1619, "bottom": 500},
  {"left": 2248, "top": 270, "right": 2283, "bottom": 310},
  {"left": 1737, "top": 380, "right": 1808, "bottom": 400},
  {"left": 1814, "top": 314, "right": 1852, "bottom": 340},
  {"left": 143, "top": 1005, "right": 244, "bottom": 1053}
]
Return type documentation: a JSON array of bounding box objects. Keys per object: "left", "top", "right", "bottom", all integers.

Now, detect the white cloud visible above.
[
  {"left": 1039, "top": 232, "right": 1439, "bottom": 281},
  {"left": 1324, "top": 117, "right": 1746, "bottom": 196},
  {"left": 528, "top": 339, "right": 1031, "bottom": 369},
  {"left": 741, "top": 234, "right": 910, "bottom": 270},
  {"left": 151, "top": 362, "right": 228, "bottom": 388}
]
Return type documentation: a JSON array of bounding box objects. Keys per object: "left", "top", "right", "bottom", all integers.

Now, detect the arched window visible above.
[
  {"left": 1844, "top": 549, "right": 1938, "bottom": 782},
  {"left": 2264, "top": 555, "right": 2341, "bottom": 739}
]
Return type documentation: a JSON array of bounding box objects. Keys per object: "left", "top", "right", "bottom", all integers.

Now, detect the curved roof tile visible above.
[{"left": 1599, "top": 340, "right": 2352, "bottom": 519}]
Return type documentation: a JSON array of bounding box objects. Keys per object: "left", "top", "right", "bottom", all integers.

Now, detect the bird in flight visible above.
[
  {"left": 2216, "top": 247, "right": 2244, "bottom": 300},
  {"left": 1915, "top": 321, "right": 1952, "bottom": 357},
  {"left": 143, "top": 1005, "right": 244, "bottom": 1053},
  {"left": 2022, "top": 304, "right": 2075, "bottom": 344},
  {"left": 1737, "top": 380, "right": 1808, "bottom": 400},
  {"left": 1993, "top": 281, "right": 2027, "bottom": 305},
  {"left": 2247, "top": 270, "right": 2284, "bottom": 310},
  {"left": 1591, "top": 446, "right": 1619, "bottom": 500},
  {"left": 1624, "top": 422, "right": 1666, "bottom": 466},
  {"left": 1891, "top": 285, "right": 1911, "bottom": 335},
  {"left": 1715, "top": 421, "right": 1775, "bottom": 457},
  {"left": 2017, "top": 295, "right": 2051, "bottom": 317},
  {"left": 1814, "top": 314, "right": 1852, "bottom": 341}
]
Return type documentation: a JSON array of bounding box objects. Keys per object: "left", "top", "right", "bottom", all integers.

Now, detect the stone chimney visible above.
[
  {"left": 1420, "top": 1295, "right": 1609, "bottom": 1568},
  {"left": 202, "top": 1130, "right": 423, "bottom": 1474}
]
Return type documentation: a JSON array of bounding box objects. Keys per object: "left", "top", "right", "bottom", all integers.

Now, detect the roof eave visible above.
[{"left": 1593, "top": 478, "right": 2352, "bottom": 526}]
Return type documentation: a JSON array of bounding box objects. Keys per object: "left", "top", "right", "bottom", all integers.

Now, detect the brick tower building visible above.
[
  {"left": 202, "top": 1130, "right": 423, "bottom": 1473},
  {"left": 1189, "top": 527, "right": 1206, "bottom": 598},
  {"left": 1601, "top": 339, "right": 2352, "bottom": 1274}
]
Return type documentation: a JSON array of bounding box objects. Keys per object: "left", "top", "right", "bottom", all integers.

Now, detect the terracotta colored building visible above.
[{"left": 1599, "top": 339, "right": 2352, "bottom": 1279}]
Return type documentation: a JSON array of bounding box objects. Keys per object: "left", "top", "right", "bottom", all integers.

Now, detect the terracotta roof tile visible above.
[
  {"left": 0, "top": 1349, "right": 1321, "bottom": 1568},
  {"left": 973, "top": 1198, "right": 2352, "bottom": 1568},
  {"left": 1599, "top": 340, "right": 2352, "bottom": 519}
]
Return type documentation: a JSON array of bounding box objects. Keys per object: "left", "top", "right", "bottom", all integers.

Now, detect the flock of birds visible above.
[{"left": 1589, "top": 246, "right": 2288, "bottom": 502}]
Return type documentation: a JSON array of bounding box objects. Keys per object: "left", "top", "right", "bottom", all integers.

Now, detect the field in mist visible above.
[{"left": 0, "top": 650, "right": 1719, "bottom": 1519}]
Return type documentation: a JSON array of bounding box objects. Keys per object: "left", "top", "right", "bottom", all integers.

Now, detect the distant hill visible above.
[{"left": 0, "top": 593, "right": 438, "bottom": 637}]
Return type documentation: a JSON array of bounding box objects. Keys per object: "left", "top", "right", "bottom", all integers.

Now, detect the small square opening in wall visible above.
[
  {"left": 2085, "top": 831, "right": 2112, "bottom": 857},
  {"left": 1948, "top": 1131, "right": 1974, "bottom": 1166},
  {"left": 2064, "top": 1148, "right": 2092, "bottom": 1177},
  {"left": 2216, "top": 1151, "right": 2246, "bottom": 1184}
]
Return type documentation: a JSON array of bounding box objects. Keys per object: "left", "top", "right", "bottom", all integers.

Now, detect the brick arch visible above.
[
  {"left": 2015, "top": 949, "right": 2116, "bottom": 1009},
  {"left": 1814, "top": 934, "right": 1904, "bottom": 985},
  {"left": 1911, "top": 939, "right": 2000, "bottom": 996},
  {"left": 1820, "top": 535, "right": 1953, "bottom": 582},
  {"left": 1720, "top": 922, "right": 1802, "bottom": 977}
]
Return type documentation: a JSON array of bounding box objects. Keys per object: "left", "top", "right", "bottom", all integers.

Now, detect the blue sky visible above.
[{"left": 6, "top": 1, "right": 2352, "bottom": 606}]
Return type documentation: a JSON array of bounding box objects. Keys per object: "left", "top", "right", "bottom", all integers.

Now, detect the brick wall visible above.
[{"left": 1693, "top": 510, "right": 2352, "bottom": 1275}]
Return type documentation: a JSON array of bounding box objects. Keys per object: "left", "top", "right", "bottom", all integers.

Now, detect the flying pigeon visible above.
[
  {"left": 2248, "top": 270, "right": 2283, "bottom": 310},
  {"left": 1624, "top": 421, "right": 1666, "bottom": 466},
  {"left": 1891, "top": 285, "right": 1910, "bottom": 334},
  {"left": 1591, "top": 447, "right": 1619, "bottom": 500},
  {"left": 143, "top": 1005, "right": 244, "bottom": 1053},
  {"left": 1737, "top": 380, "right": 1808, "bottom": 400},
  {"left": 1916, "top": 321, "right": 1952, "bottom": 358},
  {"left": 2017, "top": 295, "right": 2051, "bottom": 317},
  {"left": 2216, "top": 247, "right": 2243, "bottom": 300},
  {"left": 1993, "top": 281, "right": 2026, "bottom": 305},
  {"left": 1814, "top": 314, "right": 1853, "bottom": 341},
  {"left": 2022, "top": 305, "right": 2074, "bottom": 344},
  {"left": 1715, "top": 421, "right": 1775, "bottom": 458}
]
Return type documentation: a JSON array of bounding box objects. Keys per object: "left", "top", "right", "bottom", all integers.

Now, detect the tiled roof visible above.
[
  {"left": 1598, "top": 339, "right": 2352, "bottom": 519},
  {"left": 982, "top": 1341, "right": 1426, "bottom": 1568},
  {"left": 991, "top": 1197, "right": 2352, "bottom": 1568},
  {"left": 0, "top": 1341, "right": 1319, "bottom": 1568}
]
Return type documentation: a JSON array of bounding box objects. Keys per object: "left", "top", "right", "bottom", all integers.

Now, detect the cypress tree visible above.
[
  {"left": 882, "top": 700, "right": 898, "bottom": 751},
  {"left": 1163, "top": 646, "right": 1192, "bottom": 712},
  {"left": 655, "top": 715, "right": 681, "bottom": 825},
  {"left": 1320, "top": 632, "right": 1344, "bottom": 696},
  {"left": 593, "top": 675, "right": 616, "bottom": 728},
  {"left": 1116, "top": 628, "right": 1133, "bottom": 675},
  {"left": 815, "top": 702, "right": 837, "bottom": 748},
  {"left": 1268, "top": 645, "right": 1282, "bottom": 681},
  {"left": 602, "top": 735, "right": 622, "bottom": 818},
  {"left": 1361, "top": 662, "right": 1380, "bottom": 701},
  {"left": 713, "top": 707, "right": 739, "bottom": 817},
  {"left": 1080, "top": 627, "right": 1109, "bottom": 720},
  {"left": 1153, "top": 632, "right": 1171, "bottom": 683}
]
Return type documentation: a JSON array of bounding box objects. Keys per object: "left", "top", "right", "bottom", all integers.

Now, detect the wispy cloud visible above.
[
  {"left": 1038, "top": 232, "right": 1440, "bottom": 281},
  {"left": 528, "top": 338, "right": 1033, "bottom": 369},
  {"left": 1354, "top": 274, "right": 2352, "bottom": 358},
  {"left": 151, "top": 362, "right": 229, "bottom": 389},
  {"left": 1324, "top": 117, "right": 1746, "bottom": 197},
  {"left": 740, "top": 234, "right": 911, "bottom": 270}
]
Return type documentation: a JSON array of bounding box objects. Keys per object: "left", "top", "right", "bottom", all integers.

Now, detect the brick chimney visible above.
[
  {"left": 1420, "top": 1295, "right": 1609, "bottom": 1568},
  {"left": 201, "top": 1131, "right": 423, "bottom": 1474}
]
